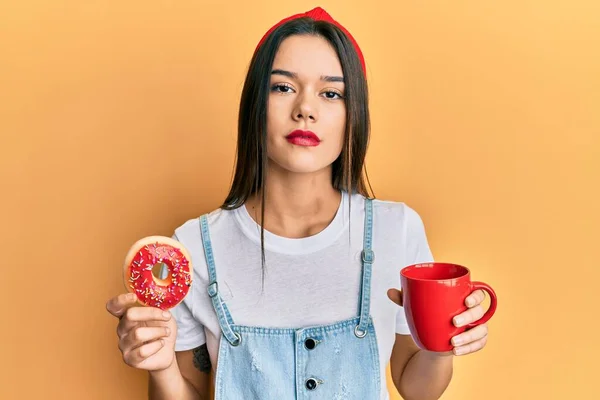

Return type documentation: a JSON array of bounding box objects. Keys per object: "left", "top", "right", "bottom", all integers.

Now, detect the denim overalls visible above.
[{"left": 199, "top": 198, "right": 381, "bottom": 399}]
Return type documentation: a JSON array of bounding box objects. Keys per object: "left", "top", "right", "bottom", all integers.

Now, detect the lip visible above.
[{"left": 285, "top": 130, "right": 321, "bottom": 147}]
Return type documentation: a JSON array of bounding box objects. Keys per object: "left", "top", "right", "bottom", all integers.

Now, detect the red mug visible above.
[{"left": 400, "top": 262, "right": 498, "bottom": 352}]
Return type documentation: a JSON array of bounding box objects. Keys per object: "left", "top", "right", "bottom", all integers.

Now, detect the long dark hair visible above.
[{"left": 220, "top": 17, "right": 374, "bottom": 282}]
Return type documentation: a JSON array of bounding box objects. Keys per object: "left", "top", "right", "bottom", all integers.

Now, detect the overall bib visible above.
[{"left": 199, "top": 199, "right": 381, "bottom": 399}]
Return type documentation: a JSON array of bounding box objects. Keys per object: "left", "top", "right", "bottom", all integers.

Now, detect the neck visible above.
[{"left": 245, "top": 162, "right": 342, "bottom": 238}]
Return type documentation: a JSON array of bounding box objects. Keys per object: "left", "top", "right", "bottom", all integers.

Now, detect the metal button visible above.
[
  {"left": 305, "top": 378, "right": 318, "bottom": 390},
  {"left": 354, "top": 325, "right": 368, "bottom": 338},
  {"left": 231, "top": 332, "right": 242, "bottom": 347},
  {"left": 304, "top": 338, "right": 317, "bottom": 350}
]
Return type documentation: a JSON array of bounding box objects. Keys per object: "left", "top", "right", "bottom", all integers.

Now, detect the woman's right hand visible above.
[{"left": 106, "top": 293, "right": 178, "bottom": 371}]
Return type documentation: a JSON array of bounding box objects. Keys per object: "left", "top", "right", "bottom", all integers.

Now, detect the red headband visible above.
[{"left": 254, "top": 7, "right": 366, "bottom": 74}]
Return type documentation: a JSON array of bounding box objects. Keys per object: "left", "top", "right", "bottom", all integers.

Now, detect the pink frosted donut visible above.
[{"left": 123, "top": 236, "right": 192, "bottom": 310}]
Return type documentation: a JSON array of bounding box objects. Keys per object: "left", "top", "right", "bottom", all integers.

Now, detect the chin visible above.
[{"left": 269, "top": 154, "right": 335, "bottom": 175}]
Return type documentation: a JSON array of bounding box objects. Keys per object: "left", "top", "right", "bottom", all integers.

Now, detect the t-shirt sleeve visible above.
[
  {"left": 171, "top": 299, "right": 206, "bottom": 351},
  {"left": 395, "top": 205, "right": 435, "bottom": 335},
  {"left": 170, "top": 233, "right": 207, "bottom": 351}
]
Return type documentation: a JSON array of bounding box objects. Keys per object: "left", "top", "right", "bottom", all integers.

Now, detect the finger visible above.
[
  {"left": 465, "top": 290, "right": 486, "bottom": 307},
  {"left": 124, "top": 307, "right": 172, "bottom": 323},
  {"left": 451, "top": 323, "right": 488, "bottom": 347},
  {"left": 453, "top": 334, "right": 488, "bottom": 356},
  {"left": 117, "top": 308, "right": 171, "bottom": 338},
  {"left": 106, "top": 293, "right": 138, "bottom": 318},
  {"left": 387, "top": 289, "right": 403, "bottom": 307},
  {"left": 119, "top": 326, "right": 171, "bottom": 353},
  {"left": 123, "top": 339, "right": 166, "bottom": 366},
  {"left": 453, "top": 304, "right": 485, "bottom": 327}
]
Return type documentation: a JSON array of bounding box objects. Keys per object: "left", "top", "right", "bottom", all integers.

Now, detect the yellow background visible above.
[{"left": 1, "top": 1, "right": 598, "bottom": 399}]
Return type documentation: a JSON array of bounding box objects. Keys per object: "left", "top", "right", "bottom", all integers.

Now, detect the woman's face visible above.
[{"left": 266, "top": 34, "right": 346, "bottom": 175}]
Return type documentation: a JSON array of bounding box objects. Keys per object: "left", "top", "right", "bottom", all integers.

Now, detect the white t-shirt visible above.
[{"left": 170, "top": 191, "right": 434, "bottom": 399}]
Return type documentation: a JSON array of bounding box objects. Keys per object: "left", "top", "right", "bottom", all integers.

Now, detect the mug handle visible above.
[{"left": 466, "top": 281, "right": 498, "bottom": 328}]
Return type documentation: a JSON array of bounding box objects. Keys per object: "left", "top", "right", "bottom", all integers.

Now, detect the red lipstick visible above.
[{"left": 285, "top": 130, "right": 321, "bottom": 147}]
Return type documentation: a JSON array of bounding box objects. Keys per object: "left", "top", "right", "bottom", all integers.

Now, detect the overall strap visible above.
[
  {"left": 355, "top": 197, "right": 375, "bottom": 338},
  {"left": 199, "top": 215, "right": 241, "bottom": 346}
]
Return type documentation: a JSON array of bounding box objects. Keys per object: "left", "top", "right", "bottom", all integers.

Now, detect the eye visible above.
[
  {"left": 322, "top": 90, "right": 344, "bottom": 100},
  {"left": 271, "top": 83, "right": 295, "bottom": 93}
]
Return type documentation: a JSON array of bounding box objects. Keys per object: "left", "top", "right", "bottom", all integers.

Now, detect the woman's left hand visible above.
[
  {"left": 447, "top": 289, "right": 489, "bottom": 355},
  {"left": 387, "top": 288, "right": 489, "bottom": 356}
]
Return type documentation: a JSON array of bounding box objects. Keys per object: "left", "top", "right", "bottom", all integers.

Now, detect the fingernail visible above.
[
  {"left": 165, "top": 327, "right": 171, "bottom": 336},
  {"left": 128, "top": 293, "right": 136, "bottom": 301},
  {"left": 452, "top": 337, "right": 463, "bottom": 346},
  {"left": 162, "top": 311, "right": 170, "bottom": 319},
  {"left": 466, "top": 297, "right": 474, "bottom": 307},
  {"left": 454, "top": 316, "right": 464, "bottom": 326},
  {"left": 160, "top": 339, "right": 165, "bottom": 346},
  {"left": 454, "top": 347, "right": 467, "bottom": 355}
]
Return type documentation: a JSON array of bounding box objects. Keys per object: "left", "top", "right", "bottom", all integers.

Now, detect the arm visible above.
[
  {"left": 390, "top": 334, "right": 453, "bottom": 400},
  {"left": 148, "top": 345, "right": 211, "bottom": 400},
  {"left": 390, "top": 206, "right": 452, "bottom": 398}
]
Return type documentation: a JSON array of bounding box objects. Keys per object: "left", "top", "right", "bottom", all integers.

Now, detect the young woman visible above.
[{"left": 106, "top": 7, "right": 490, "bottom": 400}]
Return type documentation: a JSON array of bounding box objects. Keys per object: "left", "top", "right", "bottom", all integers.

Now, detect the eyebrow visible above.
[{"left": 271, "top": 69, "right": 344, "bottom": 83}]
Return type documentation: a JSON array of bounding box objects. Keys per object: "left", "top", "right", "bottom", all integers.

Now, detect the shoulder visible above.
[
  {"left": 370, "top": 196, "right": 427, "bottom": 232},
  {"left": 172, "top": 206, "right": 236, "bottom": 242},
  {"left": 370, "top": 196, "right": 433, "bottom": 262},
  {"left": 169, "top": 206, "right": 241, "bottom": 284}
]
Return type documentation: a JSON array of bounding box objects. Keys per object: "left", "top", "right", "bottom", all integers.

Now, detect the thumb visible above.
[
  {"left": 387, "top": 288, "right": 403, "bottom": 307},
  {"left": 106, "top": 293, "right": 137, "bottom": 318}
]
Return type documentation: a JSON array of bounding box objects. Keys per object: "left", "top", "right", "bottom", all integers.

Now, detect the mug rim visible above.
[{"left": 401, "top": 262, "right": 470, "bottom": 281}]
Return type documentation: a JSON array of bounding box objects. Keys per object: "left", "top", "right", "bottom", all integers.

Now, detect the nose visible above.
[{"left": 292, "top": 92, "right": 318, "bottom": 122}]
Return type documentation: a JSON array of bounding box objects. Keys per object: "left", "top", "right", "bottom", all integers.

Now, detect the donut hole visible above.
[{"left": 152, "top": 262, "right": 171, "bottom": 283}]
